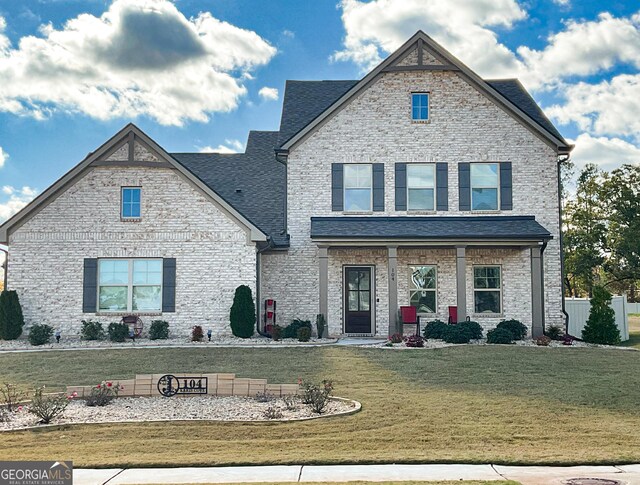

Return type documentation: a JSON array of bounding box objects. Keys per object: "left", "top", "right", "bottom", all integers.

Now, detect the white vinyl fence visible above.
[
  {"left": 628, "top": 302, "right": 640, "bottom": 314},
  {"left": 566, "top": 295, "right": 629, "bottom": 341}
]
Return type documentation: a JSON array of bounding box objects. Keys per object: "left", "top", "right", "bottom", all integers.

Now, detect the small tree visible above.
[
  {"left": 582, "top": 286, "right": 621, "bottom": 345},
  {"left": 230, "top": 285, "right": 255, "bottom": 338},
  {"left": 0, "top": 290, "right": 25, "bottom": 340}
]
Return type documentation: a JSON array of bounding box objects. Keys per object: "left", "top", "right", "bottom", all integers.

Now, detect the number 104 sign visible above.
[{"left": 157, "top": 375, "right": 208, "bottom": 397}]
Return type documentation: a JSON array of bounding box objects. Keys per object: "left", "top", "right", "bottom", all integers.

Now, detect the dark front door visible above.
[{"left": 344, "top": 267, "right": 373, "bottom": 334}]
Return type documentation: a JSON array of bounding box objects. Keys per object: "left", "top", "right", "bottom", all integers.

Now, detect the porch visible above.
[{"left": 311, "top": 216, "right": 552, "bottom": 338}]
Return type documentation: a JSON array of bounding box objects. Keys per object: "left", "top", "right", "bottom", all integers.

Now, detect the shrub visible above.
[
  {"left": 546, "top": 325, "right": 564, "bottom": 340},
  {"left": 487, "top": 327, "right": 514, "bottom": 344},
  {"left": 496, "top": 319, "right": 528, "bottom": 340},
  {"left": 282, "top": 394, "right": 298, "bottom": 411},
  {"left": 404, "top": 334, "right": 425, "bottom": 347},
  {"left": 297, "top": 327, "right": 311, "bottom": 342},
  {"left": 423, "top": 319, "right": 448, "bottom": 339},
  {"left": 108, "top": 322, "right": 129, "bottom": 342},
  {"left": 0, "top": 382, "right": 27, "bottom": 412},
  {"left": 0, "top": 290, "right": 25, "bottom": 340},
  {"left": 263, "top": 406, "right": 283, "bottom": 419},
  {"left": 535, "top": 335, "right": 552, "bottom": 346},
  {"left": 29, "top": 387, "right": 72, "bottom": 424},
  {"left": 254, "top": 391, "right": 274, "bottom": 403},
  {"left": 458, "top": 320, "right": 483, "bottom": 340},
  {"left": 149, "top": 320, "right": 169, "bottom": 340},
  {"left": 28, "top": 324, "right": 53, "bottom": 346},
  {"left": 229, "top": 285, "right": 256, "bottom": 338},
  {"left": 85, "top": 381, "right": 123, "bottom": 407},
  {"left": 300, "top": 379, "right": 333, "bottom": 414},
  {"left": 389, "top": 332, "right": 403, "bottom": 344},
  {"left": 191, "top": 325, "right": 204, "bottom": 342},
  {"left": 81, "top": 320, "right": 105, "bottom": 340},
  {"left": 270, "top": 324, "right": 282, "bottom": 341},
  {"left": 315, "top": 314, "right": 326, "bottom": 339},
  {"left": 282, "top": 319, "right": 312, "bottom": 339},
  {"left": 582, "top": 286, "right": 621, "bottom": 345},
  {"left": 442, "top": 325, "right": 472, "bottom": 344}
]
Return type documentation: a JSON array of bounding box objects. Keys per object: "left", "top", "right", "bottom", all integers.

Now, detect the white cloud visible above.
[
  {"left": 258, "top": 86, "right": 279, "bottom": 101},
  {"left": 198, "top": 139, "right": 244, "bottom": 154},
  {"left": 0, "top": 0, "right": 277, "bottom": 126},
  {"left": 547, "top": 74, "right": 640, "bottom": 140},
  {"left": 0, "top": 186, "right": 38, "bottom": 223},
  {"left": 0, "top": 147, "right": 7, "bottom": 168},
  {"left": 569, "top": 133, "right": 640, "bottom": 173},
  {"left": 552, "top": 0, "right": 570, "bottom": 6}
]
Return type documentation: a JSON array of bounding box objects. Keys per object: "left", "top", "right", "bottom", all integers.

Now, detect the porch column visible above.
[
  {"left": 456, "top": 246, "right": 467, "bottom": 323},
  {"left": 387, "top": 246, "right": 398, "bottom": 336},
  {"left": 318, "top": 246, "right": 329, "bottom": 337},
  {"left": 531, "top": 246, "right": 545, "bottom": 338}
]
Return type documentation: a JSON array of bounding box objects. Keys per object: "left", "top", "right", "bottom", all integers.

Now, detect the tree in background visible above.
[
  {"left": 582, "top": 286, "right": 621, "bottom": 345},
  {"left": 0, "top": 290, "right": 25, "bottom": 340},
  {"left": 229, "top": 285, "right": 255, "bottom": 338}
]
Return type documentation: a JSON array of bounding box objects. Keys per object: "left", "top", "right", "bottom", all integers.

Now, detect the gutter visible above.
[{"left": 557, "top": 154, "right": 571, "bottom": 335}]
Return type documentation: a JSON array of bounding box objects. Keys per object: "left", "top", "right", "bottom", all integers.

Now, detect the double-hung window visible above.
[
  {"left": 411, "top": 93, "right": 429, "bottom": 121},
  {"left": 473, "top": 266, "right": 501, "bottom": 314},
  {"left": 344, "top": 164, "right": 372, "bottom": 212},
  {"left": 407, "top": 164, "right": 435, "bottom": 210},
  {"left": 122, "top": 187, "right": 141, "bottom": 219},
  {"left": 98, "top": 259, "right": 162, "bottom": 312},
  {"left": 470, "top": 163, "right": 499, "bottom": 210},
  {"left": 409, "top": 265, "right": 437, "bottom": 314}
]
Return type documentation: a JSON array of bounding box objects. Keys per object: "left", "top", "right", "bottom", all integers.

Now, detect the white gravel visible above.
[
  {"left": 381, "top": 338, "right": 635, "bottom": 350},
  {"left": 0, "top": 395, "right": 359, "bottom": 431}
]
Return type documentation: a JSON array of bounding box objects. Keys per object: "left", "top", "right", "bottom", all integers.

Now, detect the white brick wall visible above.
[
  {"left": 262, "top": 68, "right": 563, "bottom": 336},
  {"left": 8, "top": 166, "right": 257, "bottom": 337}
]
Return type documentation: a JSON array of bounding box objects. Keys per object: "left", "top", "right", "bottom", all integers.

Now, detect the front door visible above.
[{"left": 344, "top": 266, "right": 373, "bottom": 334}]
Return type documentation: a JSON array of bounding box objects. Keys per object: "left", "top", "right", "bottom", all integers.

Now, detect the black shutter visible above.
[
  {"left": 395, "top": 163, "right": 407, "bottom": 211},
  {"left": 458, "top": 163, "right": 471, "bottom": 211},
  {"left": 500, "top": 161, "right": 513, "bottom": 210},
  {"left": 82, "top": 258, "right": 97, "bottom": 313},
  {"left": 331, "top": 163, "right": 343, "bottom": 212},
  {"left": 372, "top": 163, "right": 385, "bottom": 212},
  {"left": 436, "top": 162, "right": 448, "bottom": 211},
  {"left": 162, "top": 258, "right": 176, "bottom": 313}
]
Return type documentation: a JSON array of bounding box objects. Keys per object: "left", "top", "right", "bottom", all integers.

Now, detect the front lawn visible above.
[{"left": 0, "top": 346, "right": 639, "bottom": 467}]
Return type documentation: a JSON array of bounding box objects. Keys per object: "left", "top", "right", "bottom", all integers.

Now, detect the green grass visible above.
[
  {"left": 160, "top": 482, "right": 520, "bottom": 485},
  {"left": 621, "top": 314, "right": 640, "bottom": 350},
  {"left": 0, "top": 346, "right": 639, "bottom": 467}
]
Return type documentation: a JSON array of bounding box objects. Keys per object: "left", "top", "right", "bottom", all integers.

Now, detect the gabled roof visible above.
[
  {"left": 279, "top": 31, "right": 572, "bottom": 153},
  {"left": 311, "top": 216, "right": 552, "bottom": 242},
  {"left": 172, "top": 131, "right": 288, "bottom": 247},
  {"left": 0, "top": 124, "right": 269, "bottom": 245}
]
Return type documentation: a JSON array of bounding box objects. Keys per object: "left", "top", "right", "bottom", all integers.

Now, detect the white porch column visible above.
[
  {"left": 318, "top": 246, "right": 329, "bottom": 337},
  {"left": 387, "top": 246, "right": 398, "bottom": 336},
  {"left": 531, "top": 246, "right": 545, "bottom": 338},
  {"left": 456, "top": 246, "right": 467, "bottom": 323}
]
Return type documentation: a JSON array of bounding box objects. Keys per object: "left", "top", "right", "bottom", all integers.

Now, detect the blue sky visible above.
[{"left": 0, "top": 0, "right": 639, "bottom": 225}]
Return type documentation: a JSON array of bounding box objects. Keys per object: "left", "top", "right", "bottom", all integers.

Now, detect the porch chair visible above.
[{"left": 400, "top": 306, "right": 420, "bottom": 336}]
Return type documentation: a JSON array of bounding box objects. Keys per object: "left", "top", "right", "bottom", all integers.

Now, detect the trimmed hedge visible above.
[
  {"left": 458, "top": 320, "right": 483, "bottom": 340},
  {"left": 149, "top": 320, "right": 169, "bottom": 340},
  {"left": 496, "top": 319, "right": 527, "bottom": 340},
  {"left": 442, "top": 325, "right": 471, "bottom": 344},
  {"left": 230, "top": 285, "right": 256, "bottom": 338},
  {"left": 28, "top": 324, "right": 54, "bottom": 346},
  {"left": 423, "top": 319, "right": 448, "bottom": 339},
  {"left": 0, "top": 290, "right": 25, "bottom": 340},
  {"left": 282, "top": 319, "right": 312, "bottom": 339},
  {"left": 81, "top": 320, "right": 105, "bottom": 340},
  {"left": 108, "top": 322, "right": 129, "bottom": 342},
  {"left": 487, "top": 327, "right": 514, "bottom": 344}
]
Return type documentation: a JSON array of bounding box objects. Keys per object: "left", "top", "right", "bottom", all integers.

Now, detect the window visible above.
[
  {"left": 407, "top": 164, "right": 435, "bottom": 210},
  {"left": 344, "top": 164, "right": 372, "bottom": 212},
  {"left": 411, "top": 93, "right": 429, "bottom": 121},
  {"left": 409, "top": 266, "right": 437, "bottom": 313},
  {"left": 121, "top": 187, "right": 141, "bottom": 219},
  {"left": 470, "top": 164, "right": 499, "bottom": 210},
  {"left": 473, "top": 266, "right": 501, "bottom": 314},
  {"left": 98, "top": 259, "right": 162, "bottom": 312}
]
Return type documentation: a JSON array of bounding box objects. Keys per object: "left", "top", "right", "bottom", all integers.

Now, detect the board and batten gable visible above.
[
  {"left": 261, "top": 64, "right": 563, "bottom": 335},
  {"left": 7, "top": 141, "right": 257, "bottom": 336}
]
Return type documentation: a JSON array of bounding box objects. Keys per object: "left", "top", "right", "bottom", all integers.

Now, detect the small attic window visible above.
[{"left": 411, "top": 93, "right": 429, "bottom": 122}]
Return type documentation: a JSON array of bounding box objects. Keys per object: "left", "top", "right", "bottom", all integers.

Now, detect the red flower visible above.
[
  {"left": 96, "top": 385, "right": 101, "bottom": 389},
  {"left": 107, "top": 382, "right": 113, "bottom": 387}
]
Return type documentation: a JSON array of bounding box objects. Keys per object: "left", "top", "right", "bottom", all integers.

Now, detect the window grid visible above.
[
  {"left": 470, "top": 163, "right": 500, "bottom": 211},
  {"left": 473, "top": 265, "right": 502, "bottom": 315},
  {"left": 406, "top": 164, "right": 436, "bottom": 211},
  {"left": 98, "top": 258, "right": 162, "bottom": 312},
  {"left": 411, "top": 93, "right": 429, "bottom": 121},
  {"left": 409, "top": 265, "right": 437, "bottom": 314},
  {"left": 121, "top": 187, "right": 141, "bottom": 219},
  {"left": 343, "top": 164, "right": 373, "bottom": 212}
]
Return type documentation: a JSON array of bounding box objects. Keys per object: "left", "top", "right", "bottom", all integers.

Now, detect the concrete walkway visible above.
[{"left": 74, "top": 463, "right": 640, "bottom": 485}]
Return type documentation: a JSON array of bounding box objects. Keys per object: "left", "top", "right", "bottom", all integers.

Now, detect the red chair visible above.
[
  {"left": 448, "top": 306, "right": 458, "bottom": 324},
  {"left": 400, "top": 306, "right": 419, "bottom": 335}
]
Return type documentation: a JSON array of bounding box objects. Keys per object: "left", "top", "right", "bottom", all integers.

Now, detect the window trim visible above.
[
  {"left": 343, "top": 163, "right": 373, "bottom": 213},
  {"left": 411, "top": 92, "right": 430, "bottom": 123},
  {"left": 470, "top": 163, "right": 500, "bottom": 212},
  {"left": 97, "top": 258, "right": 163, "bottom": 313},
  {"left": 408, "top": 264, "right": 438, "bottom": 315},
  {"left": 406, "top": 163, "right": 436, "bottom": 212},
  {"left": 472, "top": 264, "right": 502, "bottom": 316},
  {"left": 121, "top": 187, "right": 142, "bottom": 220}
]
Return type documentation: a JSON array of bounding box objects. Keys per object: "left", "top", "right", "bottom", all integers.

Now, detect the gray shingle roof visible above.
[
  {"left": 171, "top": 131, "right": 288, "bottom": 247},
  {"left": 310, "top": 216, "right": 553, "bottom": 240}
]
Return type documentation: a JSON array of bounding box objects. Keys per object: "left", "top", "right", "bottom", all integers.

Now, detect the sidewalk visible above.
[{"left": 74, "top": 463, "right": 640, "bottom": 485}]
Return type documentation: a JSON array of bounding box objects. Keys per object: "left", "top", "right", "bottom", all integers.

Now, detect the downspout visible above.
[
  {"left": 255, "top": 239, "right": 274, "bottom": 337},
  {"left": 0, "top": 246, "right": 7, "bottom": 291},
  {"left": 557, "top": 154, "right": 570, "bottom": 335},
  {"left": 540, "top": 240, "right": 547, "bottom": 333}
]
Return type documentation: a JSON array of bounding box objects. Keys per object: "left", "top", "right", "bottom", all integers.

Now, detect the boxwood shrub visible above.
[
  {"left": 496, "top": 319, "right": 527, "bottom": 340},
  {"left": 28, "top": 324, "right": 53, "bottom": 346},
  {"left": 442, "top": 325, "right": 471, "bottom": 344},
  {"left": 297, "top": 327, "right": 311, "bottom": 342},
  {"left": 108, "top": 322, "right": 129, "bottom": 342},
  {"left": 81, "top": 320, "right": 105, "bottom": 340},
  {"left": 282, "top": 319, "right": 312, "bottom": 339},
  {"left": 423, "top": 319, "right": 448, "bottom": 339},
  {"left": 149, "top": 320, "right": 169, "bottom": 340},
  {"left": 487, "top": 327, "right": 514, "bottom": 344},
  {"left": 458, "top": 320, "right": 483, "bottom": 340}
]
